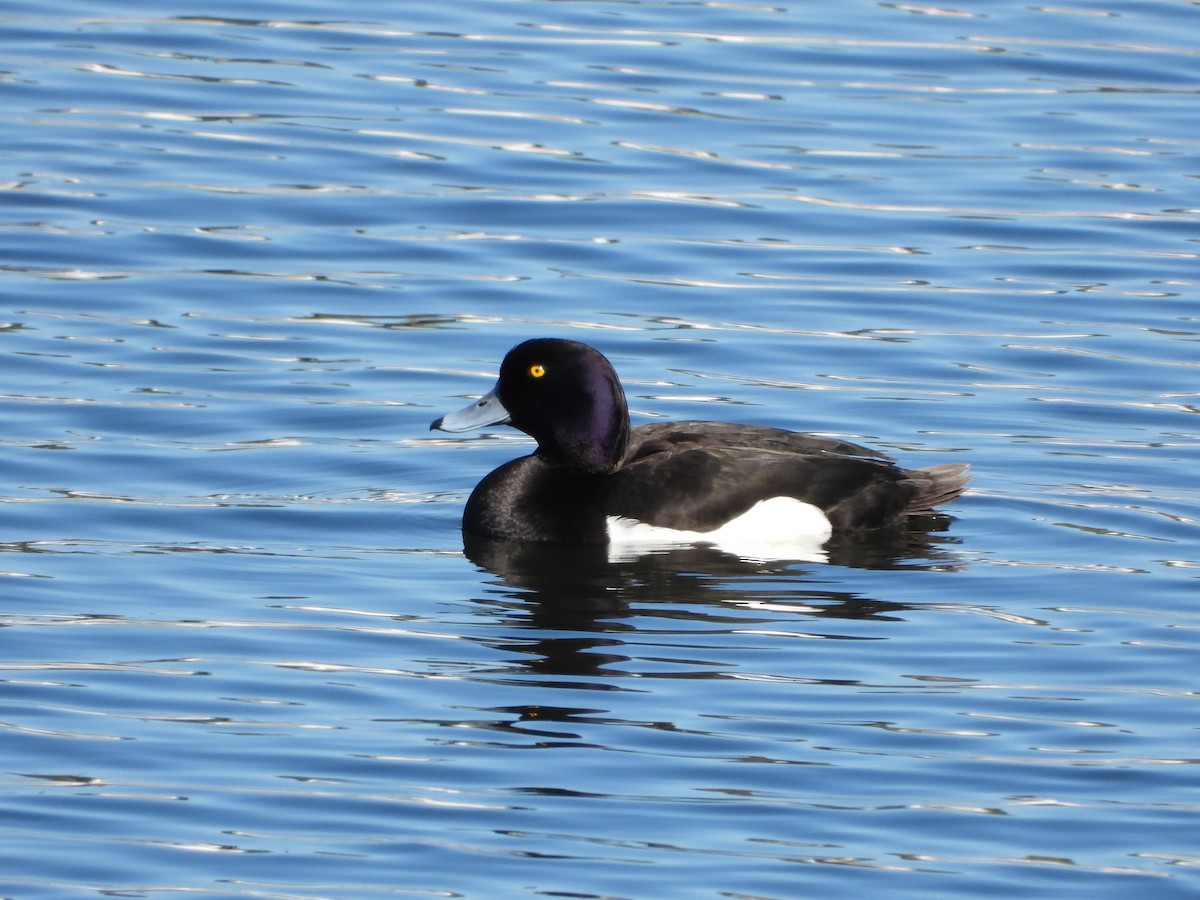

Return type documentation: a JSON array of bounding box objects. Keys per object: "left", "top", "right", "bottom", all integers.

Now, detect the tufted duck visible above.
[{"left": 431, "top": 339, "right": 970, "bottom": 552}]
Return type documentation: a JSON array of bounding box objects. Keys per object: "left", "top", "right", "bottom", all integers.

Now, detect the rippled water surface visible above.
[{"left": 2, "top": 1, "right": 1199, "bottom": 897}]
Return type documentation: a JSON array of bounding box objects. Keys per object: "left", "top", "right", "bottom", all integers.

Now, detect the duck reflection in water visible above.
[{"left": 464, "top": 527, "right": 964, "bottom": 678}]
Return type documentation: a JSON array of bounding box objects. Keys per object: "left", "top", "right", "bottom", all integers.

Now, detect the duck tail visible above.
[{"left": 905, "top": 463, "right": 971, "bottom": 513}]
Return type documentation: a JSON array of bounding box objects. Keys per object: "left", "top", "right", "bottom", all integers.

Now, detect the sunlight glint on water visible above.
[{"left": 1, "top": 1, "right": 1198, "bottom": 898}]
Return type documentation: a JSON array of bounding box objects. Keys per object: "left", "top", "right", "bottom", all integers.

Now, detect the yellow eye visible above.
[{"left": 529, "top": 364, "right": 546, "bottom": 378}]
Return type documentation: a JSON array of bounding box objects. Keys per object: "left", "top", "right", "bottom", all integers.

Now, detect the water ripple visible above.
[{"left": 3, "top": 1, "right": 1199, "bottom": 897}]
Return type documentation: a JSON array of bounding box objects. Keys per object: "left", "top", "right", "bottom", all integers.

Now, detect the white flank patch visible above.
[{"left": 606, "top": 496, "right": 832, "bottom": 563}]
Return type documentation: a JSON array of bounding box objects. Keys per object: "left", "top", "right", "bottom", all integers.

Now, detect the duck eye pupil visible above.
[{"left": 529, "top": 364, "right": 546, "bottom": 378}]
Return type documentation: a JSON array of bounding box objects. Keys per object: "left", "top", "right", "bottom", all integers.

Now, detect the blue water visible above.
[{"left": 2, "top": 1, "right": 1198, "bottom": 898}]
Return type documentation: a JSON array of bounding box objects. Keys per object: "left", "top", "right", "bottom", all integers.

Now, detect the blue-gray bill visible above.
[{"left": 431, "top": 386, "right": 511, "bottom": 433}]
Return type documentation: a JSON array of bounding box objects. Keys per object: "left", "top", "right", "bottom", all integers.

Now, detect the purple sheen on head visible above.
[
  {"left": 573, "top": 363, "right": 628, "bottom": 473},
  {"left": 492, "top": 338, "right": 632, "bottom": 474}
]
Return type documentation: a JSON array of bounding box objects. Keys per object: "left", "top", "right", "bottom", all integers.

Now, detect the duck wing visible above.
[
  {"left": 608, "top": 442, "right": 968, "bottom": 532},
  {"left": 625, "top": 421, "right": 893, "bottom": 464}
]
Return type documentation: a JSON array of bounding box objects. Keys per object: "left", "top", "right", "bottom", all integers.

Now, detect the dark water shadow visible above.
[{"left": 462, "top": 519, "right": 965, "bottom": 677}]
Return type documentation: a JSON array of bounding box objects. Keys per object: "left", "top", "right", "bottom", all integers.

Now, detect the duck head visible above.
[{"left": 432, "top": 338, "right": 631, "bottom": 475}]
